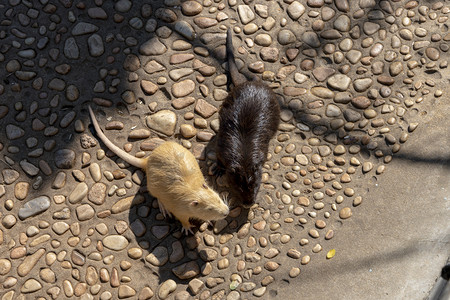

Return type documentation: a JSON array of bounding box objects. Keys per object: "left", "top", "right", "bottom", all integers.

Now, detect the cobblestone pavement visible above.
[{"left": 0, "top": 0, "right": 449, "bottom": 299}]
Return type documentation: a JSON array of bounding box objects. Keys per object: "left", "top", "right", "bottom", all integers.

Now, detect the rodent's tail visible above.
[
  {"left": 88, "top": 106, "right": 147, "bottom": 169},
  {"left": 226, "top": 28, "right": 245, "bottom": 86}
]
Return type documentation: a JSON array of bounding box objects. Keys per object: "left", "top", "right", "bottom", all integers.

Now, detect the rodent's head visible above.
[
  {"left": 227, "top": 165, "right": 262, "bottom": 208},
  {"left": 189, "top": 183, "right": 229, "bottom": 221}
]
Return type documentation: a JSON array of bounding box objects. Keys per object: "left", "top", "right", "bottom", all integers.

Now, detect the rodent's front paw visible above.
[
  {"left": 157, "top": 199, "right": 172, "bottom": 218},
  {"left": 212, "top": 162, "right": 225, "bottom": 177},
  {"left": 181, "top": 224, "right": 194, "bottom": 236}
]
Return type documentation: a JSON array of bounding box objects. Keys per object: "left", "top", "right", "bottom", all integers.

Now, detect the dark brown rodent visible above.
[
  {"left": 88, "top": 106, "right": 229, "bottom": 234},
  {"left": 215, "top": 29, "right": 280, "bottom": 208}
]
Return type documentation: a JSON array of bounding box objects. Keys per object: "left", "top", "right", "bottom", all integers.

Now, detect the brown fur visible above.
[
  {"left": 89, "top": 106, "right": 229, "bottom": 234},
  {"left": 215, "top": 29, "right": 280, "bottom": 208}
]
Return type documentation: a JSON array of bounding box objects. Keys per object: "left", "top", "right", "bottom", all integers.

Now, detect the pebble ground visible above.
[{"left": 0, "top": 0, "right": 448, "bottom": 299}]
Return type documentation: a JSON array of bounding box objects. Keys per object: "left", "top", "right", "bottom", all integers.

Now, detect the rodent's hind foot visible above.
[{"left": 157, "top": 199, "right": 172, "bottom": 218}]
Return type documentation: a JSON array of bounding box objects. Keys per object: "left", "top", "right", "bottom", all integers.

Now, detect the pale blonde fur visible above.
[{"left": 88, "top": 106, "right": 229, "bottom": 234}]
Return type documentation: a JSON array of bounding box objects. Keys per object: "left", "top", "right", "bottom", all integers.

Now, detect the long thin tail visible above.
[
  {"left": 226, "top": 28, "right": 246, "bottom": 86},
  {"left": 88, "top": 106, "right": 147, "bottom": 169}
]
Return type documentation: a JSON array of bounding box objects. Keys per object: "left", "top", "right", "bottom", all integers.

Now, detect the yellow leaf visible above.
[
  {"left": 326, "top": 249, "right": 336, "bottom": 259},
  {"left": 230, "top": 280, "right": 239, "bottom": 290}
]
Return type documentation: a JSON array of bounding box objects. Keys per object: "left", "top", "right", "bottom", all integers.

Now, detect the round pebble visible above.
[{"left": 339, "top": 207, "right": 353, "bottom": 219}]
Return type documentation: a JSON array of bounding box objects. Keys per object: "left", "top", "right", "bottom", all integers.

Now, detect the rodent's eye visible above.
[{"left": 202, "top": 183, "right": 208, "bottom": 189}]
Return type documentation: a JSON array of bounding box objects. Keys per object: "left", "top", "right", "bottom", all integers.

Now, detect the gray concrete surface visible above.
[{"left": 276, "top": 95, "right": 450, "bottom": 300}]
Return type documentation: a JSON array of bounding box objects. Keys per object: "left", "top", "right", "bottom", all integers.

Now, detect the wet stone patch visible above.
[{"left": 0, "top": 0, "right": 448, "bottom": 299}]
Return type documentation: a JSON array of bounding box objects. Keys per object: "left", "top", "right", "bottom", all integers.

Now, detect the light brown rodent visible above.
[{"left": 88, "top": 106, "right": 229, "bottom": 234}]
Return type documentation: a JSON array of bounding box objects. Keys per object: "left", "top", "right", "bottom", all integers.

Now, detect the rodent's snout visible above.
[
  {"left": 223, "top": 207, "right": 230, "bottom": 217},
  {"left": 221, "top": 203, "right": 230, "bottom": 217},
  {"left": 238, "top": 193, "right": 256, "bottom": 209}
]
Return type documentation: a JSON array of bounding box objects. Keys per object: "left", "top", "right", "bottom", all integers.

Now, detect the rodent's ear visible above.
[{"left": 190, "top": 200, "right": 199, "bottom": 206}]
